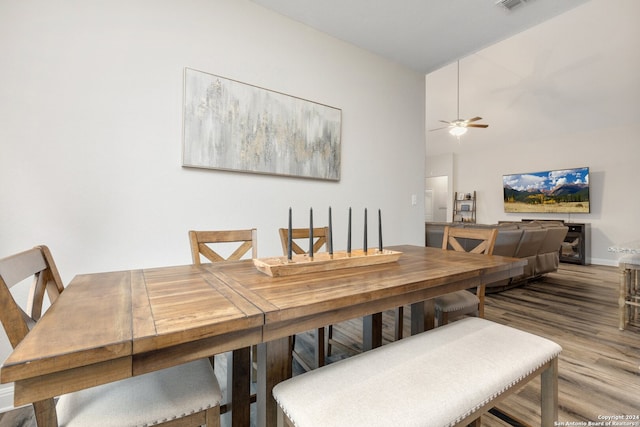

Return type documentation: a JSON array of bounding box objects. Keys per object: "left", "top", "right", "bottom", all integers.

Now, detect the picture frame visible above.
[{"left": 182, "top": 68, "right": 342, "bottom": 181}]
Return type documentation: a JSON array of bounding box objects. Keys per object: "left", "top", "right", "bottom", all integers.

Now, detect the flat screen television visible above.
[{"left": 503, "top": 167, "right": 590, "bottom": 213}]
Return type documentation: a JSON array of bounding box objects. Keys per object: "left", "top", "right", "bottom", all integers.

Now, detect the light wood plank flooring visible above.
[{"left": 2, "top": 263, "right": 638, "bottom": 426}]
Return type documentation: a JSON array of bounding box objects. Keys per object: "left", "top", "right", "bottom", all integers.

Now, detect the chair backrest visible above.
[
  {"left": 0, "top": 245, "right": 64, "bottom": 349},
  {"left": 189, "top": 229, "right": 258, "bottom": 265},
  {"left": 278, "top": 227, "right": 329, "bottom": 256},
  {"left": 0, "top": 245, "right": 64, "bottom": 425},
  {"left": 441, "top": 226, "right": 498, "bottom": 255}
]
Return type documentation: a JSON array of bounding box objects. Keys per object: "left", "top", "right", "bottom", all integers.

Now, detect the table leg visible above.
[
  {"left": 256, "top": 337, "right": 291, "bottom": 427},
  {"left": 315, "top": 326, "right": 326, "bottom": 368},
  {"left": 228, "top": 347, "right": 251, "bottom": 427},
  {"left": 411, "top": 299, "right": 435, "bottom": 335},
  {"left": 363, "top": 312, "right": 382, "bottom": 351}
]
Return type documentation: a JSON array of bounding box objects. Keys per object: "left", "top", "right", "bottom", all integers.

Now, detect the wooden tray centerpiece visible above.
[
  {"left": 253, "top": 249, "right": 402, "bottom": 277},
  {"left": 256, "top": 206, "right": 399, "bottom": 277}
]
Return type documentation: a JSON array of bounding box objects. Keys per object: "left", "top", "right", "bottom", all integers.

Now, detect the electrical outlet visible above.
[{"left": 411, "top": 194, "right": 417, "bottom": 206}]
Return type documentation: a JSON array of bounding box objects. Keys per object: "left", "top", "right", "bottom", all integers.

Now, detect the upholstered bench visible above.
[{"left": 273, "top": 317, "right": 561, "bottom": 427}]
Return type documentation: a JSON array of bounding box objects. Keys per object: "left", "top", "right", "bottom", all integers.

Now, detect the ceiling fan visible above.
[{"left": 430, "top": 60, "right": 488, "bottom": 137}]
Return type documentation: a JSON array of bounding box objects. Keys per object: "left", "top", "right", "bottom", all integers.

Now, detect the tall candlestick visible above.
[
  {"left": 309, "top": 207, "right": 314, "bottom": 259},
  {"left": 378, "top": 209, "right": 383, "bottom": 253},
  {"left": 364, "top": 208, "right": 368, "bottom": 253},
  {"left": 288, "top": 207, "right": 292, "bottom": 261},
  {"left": 347, "top": 207, "right": 352, "bottom": 254},
  {"left": 328, "top": 206, "right": 333, "bottom": 255}
]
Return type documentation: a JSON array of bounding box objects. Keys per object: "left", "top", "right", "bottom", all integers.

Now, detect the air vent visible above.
[{"left": 495, "top": 0, "right": 528, "bottom": 11}]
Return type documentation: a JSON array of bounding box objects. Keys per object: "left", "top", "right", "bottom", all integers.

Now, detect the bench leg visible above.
[
  {"left": 277, "top": 405, "right": 294, "bottom": 427},
  {"left": 541, "top": 357, "right": 559, "bottom": 427}
]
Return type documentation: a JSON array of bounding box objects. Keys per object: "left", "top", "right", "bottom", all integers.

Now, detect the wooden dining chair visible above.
[
  {"left": 189, "top": 229, "right": 258, "bottom": 264},
  {"left": 434, "top": 226, "right": 498, "bottom": 326},
  {"left": 278, "top": 227, "right": 336, "bottom": 371},
  {"left": 189, "top": 229, "right": 259, "bottom": 403},
  {"left": 0, "top": 245, "right": 221, "bottom": 427}
]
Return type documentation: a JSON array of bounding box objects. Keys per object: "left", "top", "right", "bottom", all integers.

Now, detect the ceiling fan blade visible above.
[
  {"left": 428, "top": 126, "right": 449, "bottom": 132},
  {"left": 439, "top": 120, "right": 452, "bottom": 125},
  {"left": 467, "top": 124, "right": 489, "bottom": 128},
  {"left": 466, "top": 117, "right": 483, "bottom": 123}
]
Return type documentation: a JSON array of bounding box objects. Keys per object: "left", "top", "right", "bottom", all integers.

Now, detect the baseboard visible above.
[
  {"left": 590, "top": 257, "right": 617, "bottom": 267},
  {"left": 0, "top": 384, "right": 18, "bottom": 413}
]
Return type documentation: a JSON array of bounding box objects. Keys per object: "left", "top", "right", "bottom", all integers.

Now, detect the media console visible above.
[{"left": 522, "top": 220, "right": 589, "bottom": 265}]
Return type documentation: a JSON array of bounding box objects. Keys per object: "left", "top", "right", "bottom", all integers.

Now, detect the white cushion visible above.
[
  {"left": 273, "top": 317, "right": 561, "bottom": 427},
  {"left": 57, "top": 359, "right": 221, "bottom": 427},
  {"left": 434, "top": 290, "right": 479, "bottom": 313}
]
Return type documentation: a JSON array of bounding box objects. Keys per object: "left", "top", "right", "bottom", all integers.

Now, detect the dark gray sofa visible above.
[{"left": 425, "top": 221, "right": 568, "bottom": 292}]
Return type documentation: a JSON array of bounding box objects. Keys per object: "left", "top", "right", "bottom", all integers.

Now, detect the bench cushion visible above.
[{"left": 273, "top": 317, "right": 561, "bottom": 427}]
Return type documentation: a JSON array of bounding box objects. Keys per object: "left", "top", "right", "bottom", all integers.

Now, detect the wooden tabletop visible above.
[
  {"left": 1, "top": 264, "right": 264, "bottom": 406},
  {"left": 211, "top": 244, "right": 525, "bottom": 339}
]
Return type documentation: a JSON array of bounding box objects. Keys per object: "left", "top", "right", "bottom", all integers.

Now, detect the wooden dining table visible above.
[{"left": 1, "top": 245, "right": 526, "bottom": 427}]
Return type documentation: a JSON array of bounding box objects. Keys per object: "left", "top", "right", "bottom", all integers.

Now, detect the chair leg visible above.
[
  {"left": 395, "top": 306, "right": 404, "bottom": 340},
  {"left": 205, "top": 406, "right": 221, "bottom": 427},
  {"left": 476, "top": 285, "right": 486, "bottom": 318},
  {"left": 33, "top": 400, "right": 57, "bottom": 427},
  {"left": 467, "top": 418, "right": 481, "bottom": 427},
  {"left": 436, "top": 309, "right": 449, "bottom": 327},
  {"left": 327, "top": 324, "right": 333, "bottom": 357}
]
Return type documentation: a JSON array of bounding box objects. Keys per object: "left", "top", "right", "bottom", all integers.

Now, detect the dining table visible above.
[{"left": 1, "top": 244, "right": 526, "bottom": 427}]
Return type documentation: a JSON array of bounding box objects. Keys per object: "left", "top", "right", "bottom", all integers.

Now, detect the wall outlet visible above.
[{"left": 411, "top": 194, "right": 417, "bottom": 206}]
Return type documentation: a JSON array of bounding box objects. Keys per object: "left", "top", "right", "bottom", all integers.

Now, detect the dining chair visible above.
[
  {"left": 278, "top": 227, "right": 358, "bottom": 371},
  {"left": 0, "top": 245, "right": 221, "bottom": 427},
  {"left": 189, "top": 229, "right": 258, "bottom": 264},
  {"left": 188, "top": 229, "right": 259, "bottom": 403},
  {"left": 434, "top": 226, "right": 498, "bottom": 326}
]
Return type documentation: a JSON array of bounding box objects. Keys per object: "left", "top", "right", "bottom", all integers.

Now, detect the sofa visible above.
[{"left": 425, "top": 220, "right": 569, "bottom": 292}]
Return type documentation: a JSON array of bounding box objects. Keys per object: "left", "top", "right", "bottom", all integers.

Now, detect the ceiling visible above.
[
  {"left": 249, "top": 0, "right": 590, "bottom": 74},
  {"left": 249, "top": 0, "right": 640, "bottom": 157}
]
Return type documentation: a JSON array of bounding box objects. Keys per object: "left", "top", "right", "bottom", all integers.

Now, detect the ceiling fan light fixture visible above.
[{"left": 449, "top": 125, "right": 468, "bottom": 137}]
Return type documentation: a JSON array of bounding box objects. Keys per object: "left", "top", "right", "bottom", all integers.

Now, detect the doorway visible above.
[{"left": 425, "top": 176, "right": 448, "bottom": 222}]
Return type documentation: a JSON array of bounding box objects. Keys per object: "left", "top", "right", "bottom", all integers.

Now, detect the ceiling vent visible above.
[{"left": 495, "top": 0, "right": 529, "bottom": 11}]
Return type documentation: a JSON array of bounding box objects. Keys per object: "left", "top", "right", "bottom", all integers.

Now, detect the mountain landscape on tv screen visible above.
[{"left": 503, "top": 168, "right": 590, "bottom": 213}]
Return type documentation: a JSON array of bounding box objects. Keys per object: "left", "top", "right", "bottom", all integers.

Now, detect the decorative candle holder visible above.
[{"left": 253, "top": 249, "right": 402, "bottom": 277}]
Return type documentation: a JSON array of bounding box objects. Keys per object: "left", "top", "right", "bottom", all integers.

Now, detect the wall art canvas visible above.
[{"left": 182, "top": 68, "right": 342, "bottom": 181}]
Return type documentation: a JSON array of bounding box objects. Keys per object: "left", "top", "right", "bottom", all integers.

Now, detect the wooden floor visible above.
[{"left": 2, "top": 263, "right": 639, "bottom": 426}]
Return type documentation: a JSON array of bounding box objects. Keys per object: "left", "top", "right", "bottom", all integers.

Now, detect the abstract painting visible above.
[{"left": 182, "top": 68, "right": 342, "bottom": 181}]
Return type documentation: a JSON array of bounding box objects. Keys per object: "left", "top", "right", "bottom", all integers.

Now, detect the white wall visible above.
[
  {"left": 0, "top": 0, "right": 425, "bottom": 408},
  {"left": 426, "top": 0, "right": 640, "bottom": 266}
]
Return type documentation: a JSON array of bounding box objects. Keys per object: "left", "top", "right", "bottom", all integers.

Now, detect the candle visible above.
[
  {"left": 309, "top": 207, "right": 314, "bottom": 259},
  {"left": 347, "top": 207, "right": 352, "bottom": 254},
  {"left": 378, "top": 209, "right": 383, "bottom": 253},
  {"left": 328, "top": 206, "right": 333, "bottom": 255},
  {"left": 288, "top": 207, "right": 292, "bottom": 261},
  {"left": 364, "top": 208, "right": 368, "bottom": 253}
]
